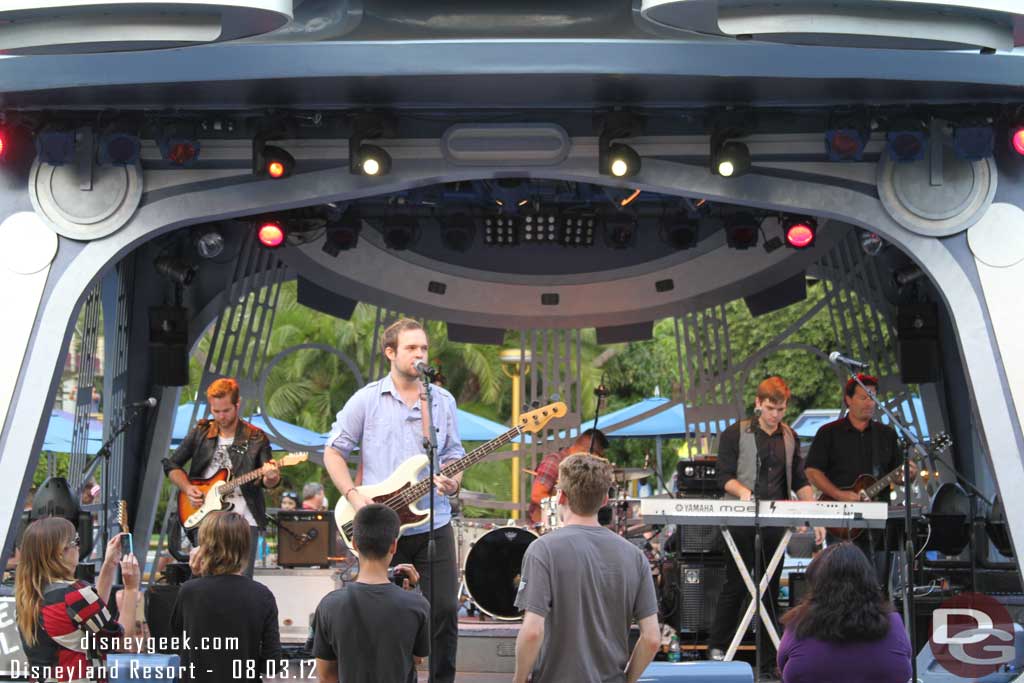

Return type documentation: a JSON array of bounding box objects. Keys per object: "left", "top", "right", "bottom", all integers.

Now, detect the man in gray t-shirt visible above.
[{"left": 514, "top": 454, "right": 661, "bottom": 683}]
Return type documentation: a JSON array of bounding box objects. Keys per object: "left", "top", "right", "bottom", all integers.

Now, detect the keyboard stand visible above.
[{"left": 721, "top": 526, "right": 792, "bottom": 661}]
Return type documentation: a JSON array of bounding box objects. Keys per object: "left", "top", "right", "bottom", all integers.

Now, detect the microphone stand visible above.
[
  {"left": 589, "top": 376, "right": 609, "bottom": 454},
  {"left": 418, "top": 368, "right": 439, "bottom": 682},
  {"left": 838, "top": 367, "right": 922, "bottom": 683}
]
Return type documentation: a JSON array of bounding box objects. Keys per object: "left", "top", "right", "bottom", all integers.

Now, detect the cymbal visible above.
[{"left": 611, "top": 467, "right": 652, "bottom": 482}]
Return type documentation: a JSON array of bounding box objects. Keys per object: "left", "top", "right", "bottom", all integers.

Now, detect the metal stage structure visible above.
[{"left": 1, "top": 1, "right": 1024, "bottom": 678}]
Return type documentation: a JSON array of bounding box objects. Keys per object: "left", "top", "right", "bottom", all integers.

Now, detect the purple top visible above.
[{"left": 778, "top": 611, "right": 912, "bottom": 683}]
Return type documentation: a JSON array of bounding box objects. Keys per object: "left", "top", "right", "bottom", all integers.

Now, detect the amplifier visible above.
[
  {"left": 276, "top": 511, "right": 337, "bottom": 568},
  {"left": 664, "top": 557, "right": 730, "bottom": 634},
  {"left": 676, "top": 458, "right": 721, "bottom": 497}
]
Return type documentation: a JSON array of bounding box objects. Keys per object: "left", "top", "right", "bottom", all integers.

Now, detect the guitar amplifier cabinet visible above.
[
  {"left": 665, "top": 557, "right": 730, "bottom": 634},
  {"left": 276, "top": 511, "right": 337, "bottom": 568}
]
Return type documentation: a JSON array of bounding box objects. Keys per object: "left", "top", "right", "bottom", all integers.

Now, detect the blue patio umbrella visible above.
[
  {"left": 42, "top": 410, "right": 104, "bottom": 454},
  {"left": 171, "top": 403, "right": 326, "bottom": 451},
  {"left": 792, "top": 396, "right": 930, "bottom": 441},
  {"left": 455, "top": 409, "right": 508, "bottom": 442}
]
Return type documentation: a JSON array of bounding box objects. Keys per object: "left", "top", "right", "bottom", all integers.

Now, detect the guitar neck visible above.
[
  {"left": 400, "top": 425, "right": 525, "bottom": 503},
  {"left": 219, "top": 467, "right": 264, "bottom": 496}
]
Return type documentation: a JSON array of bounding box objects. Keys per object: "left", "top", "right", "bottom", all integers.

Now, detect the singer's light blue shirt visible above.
[{"left": 326, "top": 374, "right": 465, "bottom": 535}]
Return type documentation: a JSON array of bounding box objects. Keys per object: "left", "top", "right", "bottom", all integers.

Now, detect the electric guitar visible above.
[
  {"left": 820, "top": 433, "right": 951, "bottom": 540},
  {"left": 179, "top": 452, "right": 309, "bottom": 530},
  {"left": 335, "top": 402, "right": 568, "bottom": 552}
]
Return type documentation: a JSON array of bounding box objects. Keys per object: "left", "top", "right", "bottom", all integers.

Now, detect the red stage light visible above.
[
  {"left": 784, "top": 219, "right": 816, "bottom": 249},
  {"left": 267, "top": 161, "right": 286, "bottom": 178},
  {"left": 257, "top": 221, "right": 285, "bottom": 248},
  {"left": 0, "top": 132, "right": 6, "bottom": 160},
  {"left": 168, "top": 142, "right": 198, "bottom": 166},
  {"left": 1011, "top": 127, "right": 1024, "bottom": 156}
]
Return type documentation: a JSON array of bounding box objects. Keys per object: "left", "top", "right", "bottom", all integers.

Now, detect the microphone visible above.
[
  {"left": 128, "top": 397, "right": 158, "bottom": 409},
  {"left": 413, "top": 360, "right": 438, "bottom": 378},
  {"left": 828, "top": 351, "right": 870, "bottom": 369}
]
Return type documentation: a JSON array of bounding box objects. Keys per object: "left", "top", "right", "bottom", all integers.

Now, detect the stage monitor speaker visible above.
[
  {"left": 276, "top": 511, "right": 337, "bottom": 568},
  {"left": 145, "top": 584, "right": 180, "bottom": 651},
  {"left": 669, "top": 557, "right": 729, "bottom": 634},
  {"left": 897, "top": 303, "right": 940, "bottom": 383},
  {"left": 149, "top": 305, "right": 189, "bottom": 386}
]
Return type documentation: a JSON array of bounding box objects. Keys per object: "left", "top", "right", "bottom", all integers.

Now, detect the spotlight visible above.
[
  {"left": 783, "top": 217, "right": 817, "bottom": 249},
  {"left": 1010, "top": 124, "right": 1024, "bottom": 156},
  {"left": 860, "top": 231, "right": 884, "bottom": 256},
  {"left": 522, "top": 211, "right": 559, "bottom": 244},
  {"left": 350, "top": 113, "right": 397, "bottom": 176},
  {"left": 381, "top": 215, "right": 419, "bottom": 251},
  {"left": 893, "top": 265, "right": 925, "bottom": 287},
  {"left": 257, "top": 220, "right": 286, "bottom": 249},
  {"left": 0, "top": 126, "right": 6, "bottom": 161},
  {"left": 193, "top": 229, "right": 224, "bottom": 259},
  {"left": 98, "top": 127, "right": 141, "bottom": 166},
  {"left": 159, "top": 137, "right": 201, "bottom": 167},
  {"left": 561, "top": 214, "right": 595, "bottom": 247},
  {"left": 725, "top": 213, "right": 759, "bottom": 249},
  {"left": 440, "top": 212, "right": 476, "bottom": 252},
  {"left": 659, "top": 215, "right": 699, "bottom": 250},
  {"left": 886, "top": 121, "right": 927, "bottom": 162},
  {"left": 322, "top": 207, "right": 362, "bottom": 256},
  {"left": 598, "top": 112, "right": 643, "bottom": 178},
  {"left": 483, "top": 215, "right": 519, "bottom": 246},
  {"left": 713, "top": 141, "right": 751, "bottom": 178},
  {"left": 154, "top": 255, "right": 198, "bottom": 286},
  {"left": 952, "top": 122, "right": 993, "bottom": 161},
  {"left": 825, "top": 111, "right": 870, "bottom": 161},
  {"left": 35, "top": 125, "right": 76, "bottom": 166},
  {"left": 603, "top": 214, "right": 636, "bottom": 249},
  {"left": 260, "top": 146, "right": 294, "bottom": 179}
]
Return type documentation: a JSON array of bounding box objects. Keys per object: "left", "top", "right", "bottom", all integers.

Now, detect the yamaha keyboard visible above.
[{"left": 640, "top": 497, "right": 889, "bottom": 528}]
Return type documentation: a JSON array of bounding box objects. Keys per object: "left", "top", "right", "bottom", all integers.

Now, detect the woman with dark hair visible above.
[
  {"left": 16, "top": 517, "right": 140, "bottom": 681},
  {"left": 778, "top": 542, "right": 912, "bottom": 683},
  {"left": 170, "top": 511, "right": 281, "bottom": 682}
]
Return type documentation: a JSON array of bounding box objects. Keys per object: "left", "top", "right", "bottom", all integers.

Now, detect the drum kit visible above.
[{"left": 453, "top": 464, "right": 661, "bottom": 621}]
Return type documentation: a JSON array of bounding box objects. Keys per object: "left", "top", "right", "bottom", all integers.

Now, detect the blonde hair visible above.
[
  {"left": 206, "top": 377, "right": 240, "bottom": 405},
  {"left": 15, "top": 517, "right": 77, "bottom": 646},
  {"left": 380, "top": 318, "right": 425, "bottom": 357},
  {"left": 197, "top": 511, "right": 251, "bottom": 576},
  {"left": 558, "top": 454, "right": 613, "bottom": 516}
]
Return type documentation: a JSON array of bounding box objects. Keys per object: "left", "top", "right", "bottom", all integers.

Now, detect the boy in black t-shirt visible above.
[{"left": 313, "top": 505, "right": 429, "bottom": 683}]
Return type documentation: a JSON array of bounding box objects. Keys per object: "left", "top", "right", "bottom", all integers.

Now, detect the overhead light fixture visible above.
[
  {"left": 98, "top": 121, "right": 141, "bottom": 166},
  {"left": 0, "top": 125, "right": 6, "bottom": 162},
  {"left": 193, "top": 228, "right": 224, "bottom": 259},
  {"left": 825, "top": 111, "right": 870, "bottom": 161},
  {"left": 35, "top": 125, "right": 76, "bottom": 166},
  {"left": 261, "top": 145, "right": 294, "bottom": 179},
  {"left": 483, "top": 215, "right": 519, "bottom": 246},
  {"left": 783, "top": 217, "right": 817, "bottom": 249},
  {"left": 952, "top": 121, "right": 994, "bottom": 161},
  {"left": 381, "top": 215, "right": 419, "bottom": 251},
  {"left": 893, "top": 264, "right": 925, "bottom": 287},
  {"left": 712, "top": 139, "right": 751, "bottom": 178},
  {"left": 159, "top": 136, "right": 201, "bottom": 167},
  {"left": 725, "top": 213, "right": 759, "bottom": 249},
  {"left": 562, "top": 214, "right": 596, "bottom": 247},
  {"left": 1010, "top": 123, "right": 1024, "bottom": 156},
  {"left": 522, "top": 211, "right": 558, "bottom": 244},
  {"left": 257, "top": 220, "right": 286, "bottom": 249},
  {"left": 860, "top": 231, "right": 884, "bottom": 256},
  {"left": 886, "top": 120, "right": 927, "bottom": 162},
  {"left": 598, "top": 112, "right": 643, "bottom": 178},
  {"left": 153, "top": 254, "right": 198, "bottom": 286},
  {"left": 659, "top": 214, "right": 699, "bottom": 250},
  {"left": 603, "top": 214, "right": 636, "bottom": 249},
  {"left": 322, "top": 207, "right": 362, "bottom": 256},
  {"left": 350, "top": 113, "right": 397, "bottom": 176},
  {"left": 440, "top": 212, "right": 476, "bottom": 252}
]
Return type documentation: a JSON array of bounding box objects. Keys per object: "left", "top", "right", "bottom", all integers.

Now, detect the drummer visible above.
[{"left": 528, "top": 428, "right": 608, "bottom": 525}]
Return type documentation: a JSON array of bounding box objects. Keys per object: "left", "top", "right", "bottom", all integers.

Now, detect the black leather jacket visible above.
[{"left": 162, "top": 418, "right": 275, "bottom": 528}]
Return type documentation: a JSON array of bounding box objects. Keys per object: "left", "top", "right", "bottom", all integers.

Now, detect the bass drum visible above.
[{"left": 464, "top": 526, "right": 537, "bottom": 620}]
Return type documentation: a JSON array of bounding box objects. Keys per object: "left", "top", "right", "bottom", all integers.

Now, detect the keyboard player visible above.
[{"left": 708, "top": 377, "right": 824, "bottom": 665}]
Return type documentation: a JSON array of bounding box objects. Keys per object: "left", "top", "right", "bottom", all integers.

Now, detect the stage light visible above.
[
  {"left": 713, "top": 141, "right": 751, "bottom": 178},
  {"left": 886, "top": 122, "right": 927, "bottom": 162},
  {"left": 98, "top": 130, "right": 141, "bottom": 166},
  {"left": 322, "top": 208, "right": 362, "bottom": 256},
  {"left": 952, "top": 123, "right": 993, "bottom": 161},
  {"left": 154, "top": 255, "right": 198, "bottom": 286},
  {"left": 260, "top": 145, "right": 294, "bottom": 179},
  {"left": 562, "top": 214, "right": 595, "bottom": 247},
  {"left": 382, "top": 215, "right": 419, "bottom": 251},
  {"left": 483, "top": 215, "right": 519, "bottom": 246},
  {"left": 159, "top": 137, "right": 201, "bottom": 166},
  {"left": 522, "top": 212, "right": 558, "bottom": 244},
  {"left": 35, "top": 125, "right": 76, "bottom": 166},
  {"left": 826, "top": 129, "right": 868, "bottom": 161},
  {"left": 193, "top": 229, "right": 224, "bottom": 259},
  {"left": 257, "top": 221, "right": 286, "bottom": 249},
  {"left": 350, "top": 113, "right": 397, "bottom": 176},
  {"left": 598, "top": 113, "right": 643, "bottom": 178},
  {"left": 354, "top": 144, "right": 391, "bottom": 176},
  {"left": 860, "top": 231, "right": 884, "bottom": 256},
  {"left": 659, "top": 215, "right": 698, "bottom": 250},
  {"left": 1010, "top": 125, "right": 1024, "bottom": 156},
  {"left": 603, "top": 214, "right": 636, "bottom": 249},
  {"left": 784, "top": 217, "right": 817, "bottom": 249},
  {"left": 0, "top": 127, "right": 6, "bottom": 161},
  {"left": 725, "top": 213, "right": 759, "bottom": 249},
  {"left": 440, "top": 212, "right": 476, "bottom": 252}
]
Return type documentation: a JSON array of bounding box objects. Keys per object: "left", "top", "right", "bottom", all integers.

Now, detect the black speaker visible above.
[
  {"left": 145, "top": 584, "right": 180, "bottom": 651},
  {"left": 897, "top": 303, "right": 940, "bottom": 383},
  {"left": 276, "top": 511, "right": 337, "bottom": 568},
  {"left": 670, "top": 557, "right": 729, "bottom": 634},
  {"left": 788, "top": 571, "right": 807, "bottom": 608},
  {"left": 149, "top": 305, "right": 189, "bottom": 386}
]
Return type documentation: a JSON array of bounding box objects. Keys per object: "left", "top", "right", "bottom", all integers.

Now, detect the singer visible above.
[
  {"left": 323, "top": 318, "right": 465, "bottom": 683},
  {"left": 162, "top": 377, "right": 279, "bottom": 578},
  {"left": 708, "top": 377, "right": 823, "bottom": 675}
]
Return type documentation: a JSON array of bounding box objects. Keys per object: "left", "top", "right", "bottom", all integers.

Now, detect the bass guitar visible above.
[
  {"left": 179, "top": 452, "right": 309, "bottom": 531},
  {"left": 335, "top": 402, "right": 567, "bottom": 552},
  {"left": 820, "top": 432, "right": 951, "bottom": 540}
]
